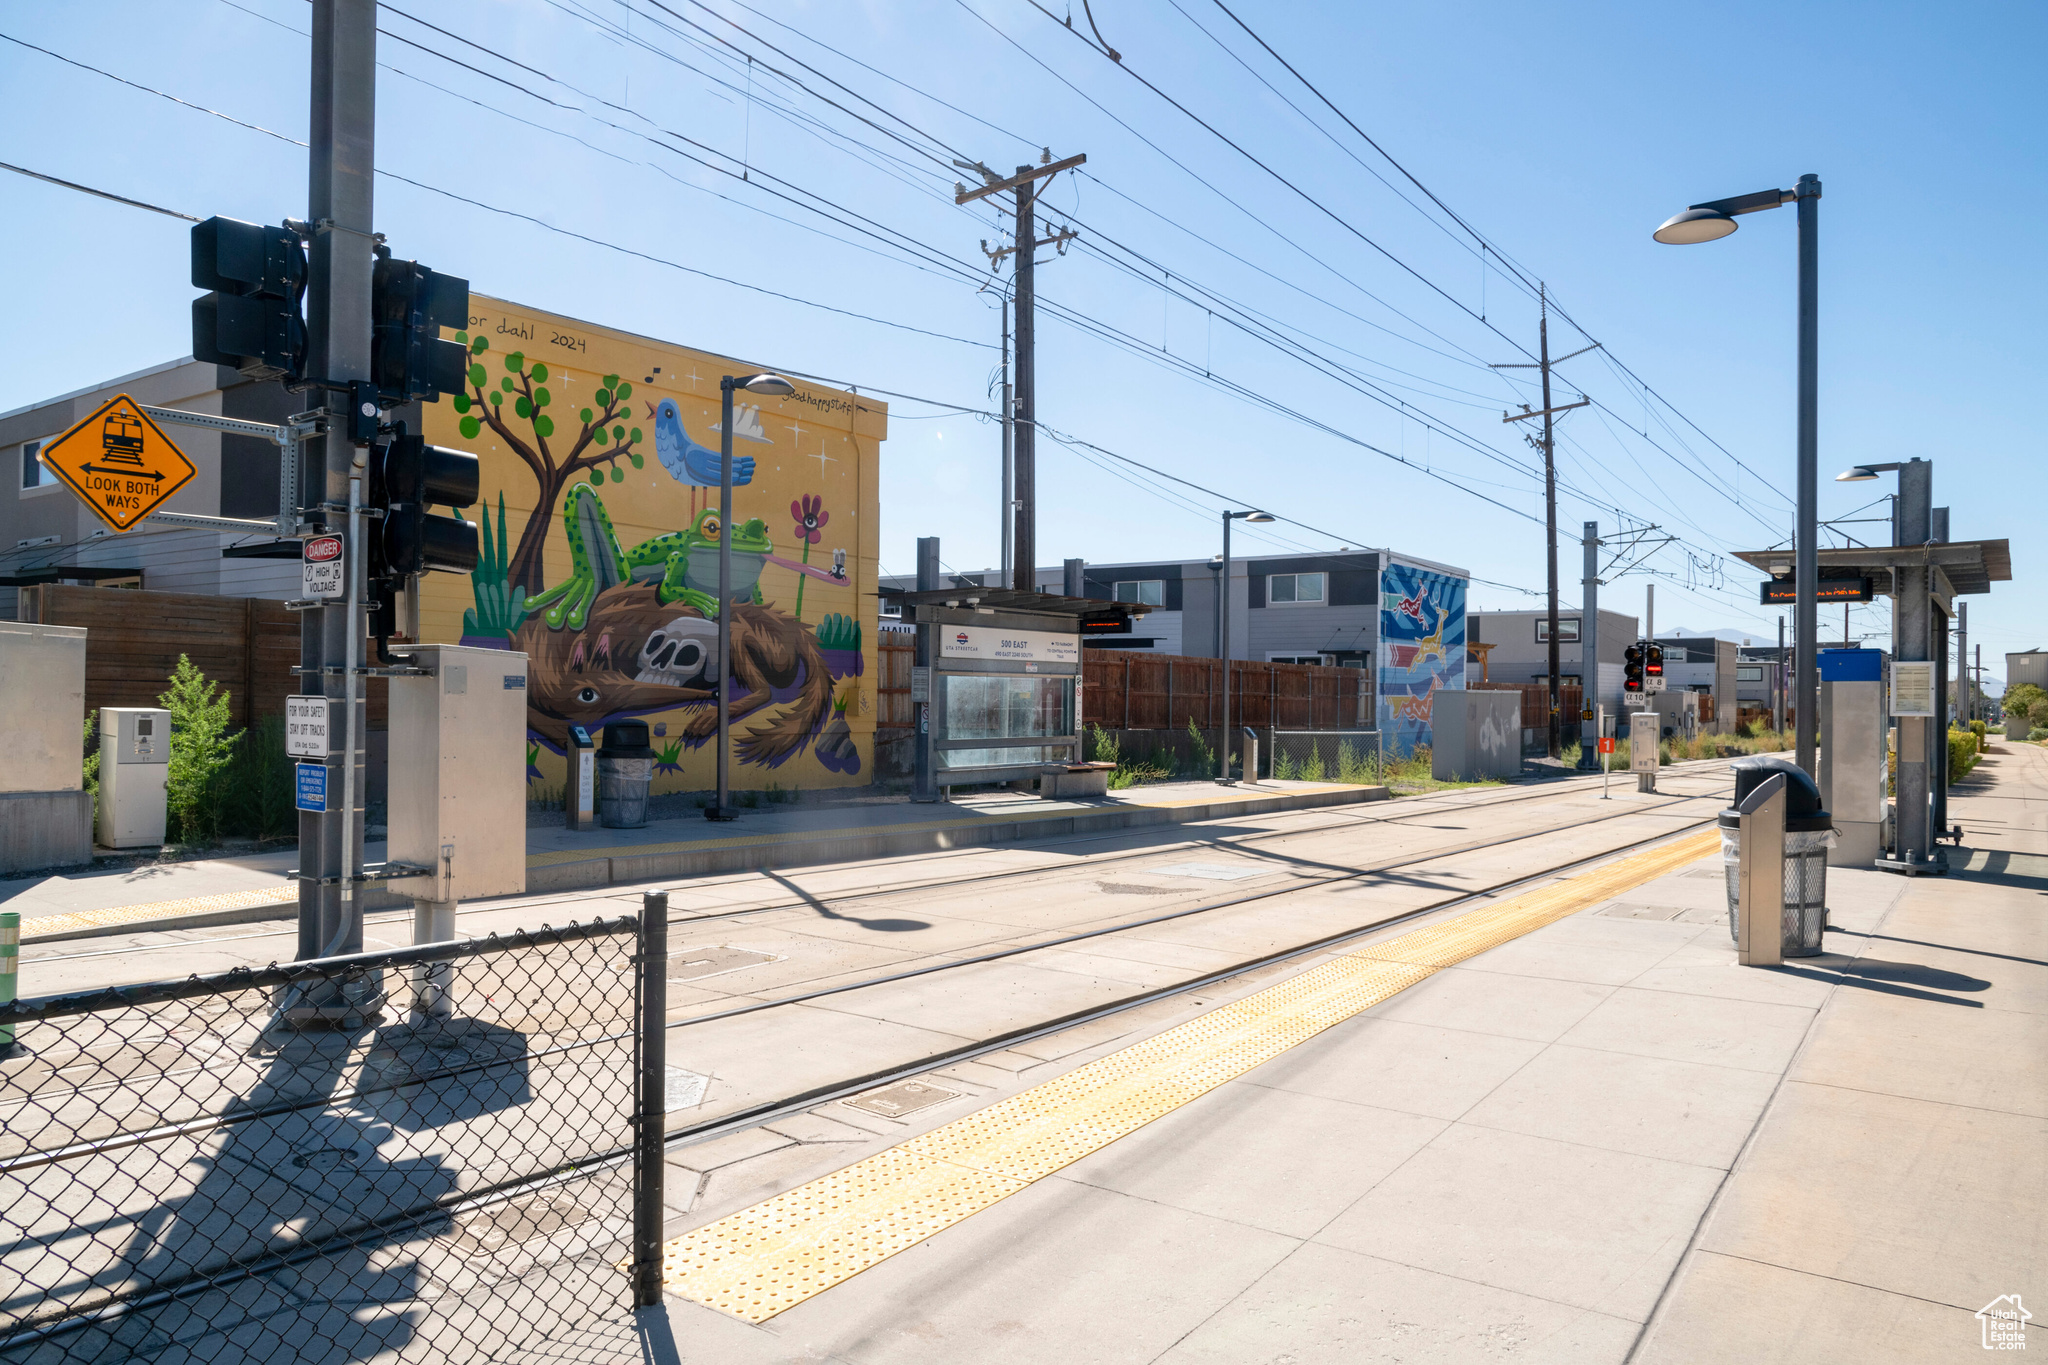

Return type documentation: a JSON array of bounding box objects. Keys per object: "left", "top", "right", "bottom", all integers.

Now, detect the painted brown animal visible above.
[{"left": 518, "top": 583, "right": 835, "bottom": 767}]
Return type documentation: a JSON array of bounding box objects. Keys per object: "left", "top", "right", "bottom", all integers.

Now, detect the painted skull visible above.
[{"left": 636, "top": 618, "right": 721, "bottom": 689}]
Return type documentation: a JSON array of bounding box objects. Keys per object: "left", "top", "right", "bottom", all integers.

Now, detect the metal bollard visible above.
[
  {"left": 632, "top": 890, "right": 670, "bottom": 1308},
  {"left": 1242, "top": 726, "right": 1260, "bottom": 783},
  {"left": 1736, "top": 774, "right": 1787, "bottom": 967},
  {"left": 1, "top": 911, "right": 18, "bottom": 1059}
]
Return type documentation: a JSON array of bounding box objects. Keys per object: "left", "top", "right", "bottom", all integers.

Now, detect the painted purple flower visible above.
[{"left": 791, "top": 494, "right": 829, "bottom": 545}]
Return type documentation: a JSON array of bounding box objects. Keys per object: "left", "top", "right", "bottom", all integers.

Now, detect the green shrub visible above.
[
  {"left": 1335, "top": 739, "right": 1378, "bottom": 785},
  {"left": 82, "top": 714, "right": 102, "bottom": 828},
  {"left": 1185, "top": 719, "right": 1215, "bottom": 775},
  {"left": 2031, "top": 726, "right": 2048, "bottom": 743},
  {"left": 1948, "top": 728, "right": 1980, "bottom": 784},
  {"left": 161, "top": 655, "right": 243, "bottom": 843}
]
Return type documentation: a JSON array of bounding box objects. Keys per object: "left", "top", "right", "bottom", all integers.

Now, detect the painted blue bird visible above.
[{"left": 649, "top": 398, "right": 754, "bottom": 487}]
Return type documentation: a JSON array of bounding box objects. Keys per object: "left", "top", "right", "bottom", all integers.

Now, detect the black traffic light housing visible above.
[
  {"left": 1624, "top": 642, "right": 1645, "bottom": 694},
  {"left": 1646, "top": 644, "right": 1665, "bottom": 679},
  {"left": 373, "top": 426, "right": 480, "bottom": 578},
  {"left": 371, "top": 254, "right": 469, "bottom": 406},
  {"left": 191, "top": 217, "right": 306, "bottom": 382}
]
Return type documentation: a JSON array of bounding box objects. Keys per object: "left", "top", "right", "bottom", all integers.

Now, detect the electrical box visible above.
[
  {"left": 1, "top": 623, "right": 88, "bottom": 795},
  {"left": 386, "top": 645, "right": 530, "bottom": 903},
  {"left": 1629, "top": 712, "right": 1660, "bottom": 774},
  {"left": 98, "top": 708, "right": 170, "bottom": 848}
]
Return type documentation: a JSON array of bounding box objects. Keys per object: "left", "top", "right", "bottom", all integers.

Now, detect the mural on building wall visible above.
[
  {"left": 1377, "top": 562, "right": 1467, "bottom": 755},
  {"left": 418, "top": 295, "right": 882, "bottom": 791}
]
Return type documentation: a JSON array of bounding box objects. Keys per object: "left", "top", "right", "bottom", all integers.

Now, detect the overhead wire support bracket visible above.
[
  {"left": 1502, "top": 398, "right": 1590, "bottom": 424},
  {"left": 954, "top": 153, "right": 1087, "bottom": 205}
]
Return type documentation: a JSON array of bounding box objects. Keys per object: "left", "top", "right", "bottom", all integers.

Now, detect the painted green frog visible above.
[{"left": 522, "top": 486, "right": 771, "bottom": 631}]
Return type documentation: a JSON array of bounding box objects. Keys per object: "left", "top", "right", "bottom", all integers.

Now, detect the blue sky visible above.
[{"left": 3, "top": 1, "right": 2040, "bottom": 678}]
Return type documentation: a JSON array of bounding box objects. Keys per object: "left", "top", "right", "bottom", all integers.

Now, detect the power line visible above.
[{"left": 0, "top": 159, "right": 198, "bottom": 222}]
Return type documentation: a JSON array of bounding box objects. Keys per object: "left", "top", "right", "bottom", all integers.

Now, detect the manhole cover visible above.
[
  {"left": 842, "top": 1081, "right": 959, "bottom": 1119},
  {"left": 1150, "top": 862, "right": 1265, "bottom": 881},
  {"left": 446, "top": 1193, "right": 589, "bottom": 1257},
  {"left": 668, "top": 946, "right": 781, "bottom": 982}
]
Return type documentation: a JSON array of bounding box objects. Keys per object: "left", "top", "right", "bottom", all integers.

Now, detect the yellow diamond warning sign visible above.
[{"left": 40, "top": 394, "right": 197, "bottom": 531}]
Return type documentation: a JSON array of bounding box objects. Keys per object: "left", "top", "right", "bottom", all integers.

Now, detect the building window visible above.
[
  {"left": 1534, "top": 617, "right": 1580, "bottom": 643},
  {"left": 20, "top": 440, "right": 51, "bottom": 489},
  {"left": 1114, "top": 579, "right": 1164, "bottom": 606},
  {"left": 879, "top": 600, "right": 902, "bottom": 618},
  {"left": 1737, "top": 665, "right": 1764, "bottom": 682},
  {"left": 1269, "top": 653, "right": 1332, "bottom": 666},
  {"left": 1267, "top": 572, "right": 1325, "bottom": 604}
]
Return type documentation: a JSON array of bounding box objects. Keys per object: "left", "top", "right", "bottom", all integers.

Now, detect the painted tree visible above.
[{"left": 451, "top": 331, "right": 645, "bottom": 598}]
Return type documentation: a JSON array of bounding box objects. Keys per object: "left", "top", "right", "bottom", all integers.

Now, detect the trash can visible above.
[
  {"left": 597, "top": 719, "right": 655, "bottom": 829},
  {"left": 1718, "top": 756, "right": 1833, "bottom": 957}
]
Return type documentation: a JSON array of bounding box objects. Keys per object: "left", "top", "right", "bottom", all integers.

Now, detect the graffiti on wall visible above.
[
  {"left": 418, "top": 296, "right": 882, "bottom": 791},
  {"left": 1377, "top": 562, "right": 1467, "bottom": 755}
]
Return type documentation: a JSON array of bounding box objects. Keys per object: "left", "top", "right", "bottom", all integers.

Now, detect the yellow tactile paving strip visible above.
[
  {"left": 528, "top": 784, "right": 1356, "bottom": 868},
  {"left": 655, "top": 827, "right": 1721, "bottom": 1321},
  {"left": 16, "top": 885, "right": 298, "bottom": 939}
]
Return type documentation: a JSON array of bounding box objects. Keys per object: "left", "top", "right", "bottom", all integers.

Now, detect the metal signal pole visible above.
[
  {"left": 956, "top": 153, "right": 1084, "bottom": 593},
  {"left": 1494, "top": 286, "right": 1594, "bottom": 761},
  {"left": 300, "top": 0, "right": 377, "bottom": 980}
]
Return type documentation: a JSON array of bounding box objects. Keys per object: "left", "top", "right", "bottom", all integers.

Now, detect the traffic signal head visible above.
[
  {"left": 1646, "top": 644, "right": 1665, "bottom": 676},
  {"left": 1624, "top": 642, "right": 1645, "bottom": 693},
  {"left": 372, "top": 256, "right": 470, "bottom": 405},
  {"left": 373, "top": 429, "right": 480, "bottom": 577},
  {"left": 191, "top": 217, "right": 306, "bottom": 382}
]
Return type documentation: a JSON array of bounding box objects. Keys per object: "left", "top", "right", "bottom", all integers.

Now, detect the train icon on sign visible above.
[{"left": 100, "top": 412, "right": 148, "bottom": 467}]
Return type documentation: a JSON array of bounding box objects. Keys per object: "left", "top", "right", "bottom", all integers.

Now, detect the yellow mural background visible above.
[{"left": 415, "top": 294, "right": 884, "bottom": 792}]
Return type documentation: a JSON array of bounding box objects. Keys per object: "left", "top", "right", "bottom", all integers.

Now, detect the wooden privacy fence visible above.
[
  {"left": 1084, "top": 650, "right": 1372, "bottom": 731},
  {"left": 15, "top": 583, "right": 385, "bottom": 729},
  {"left": 1472, "top": 682, "right": 1583, "bottom": 729}
]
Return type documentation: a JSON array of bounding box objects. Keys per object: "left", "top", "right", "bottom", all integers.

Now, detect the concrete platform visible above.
[{"left": 583, "top": 745, "right": 2044, "bottom": 1363}]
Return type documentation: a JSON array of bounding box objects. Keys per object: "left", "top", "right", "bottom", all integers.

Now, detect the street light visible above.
[
  {"left": 1217, "top": 509, "right": 1275, "bottom": 784},
  {"left": 1654, "top": 173, "right": 1822, "bottom": 777},
  {"left": 706, "top": 371, "right": 796, "bottom": 822}
]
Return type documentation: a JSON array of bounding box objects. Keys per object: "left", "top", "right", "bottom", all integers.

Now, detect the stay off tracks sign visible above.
[{"left": 39, "top": 394, "right": 197, "bottom": 531}]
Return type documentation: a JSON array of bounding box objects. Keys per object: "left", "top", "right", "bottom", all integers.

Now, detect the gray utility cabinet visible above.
[
  {"left": 0, "top": 622, "right": 92, "bottom": 874},
  {"left": 923, "top": 603, "right": 1083, "bottom": 786},
  {"left": 386, "top": 644, "right": 531, "bottom": 904}
]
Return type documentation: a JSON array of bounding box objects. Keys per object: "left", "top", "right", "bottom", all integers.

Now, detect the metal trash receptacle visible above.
[
  {"left": 597, "top": 719, "right": 655, "bottom": 829},
  {"left": 1719, "top": 756, "right": 1833, "bottom": 956}
]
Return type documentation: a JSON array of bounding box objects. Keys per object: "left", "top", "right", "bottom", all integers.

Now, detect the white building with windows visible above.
[{"left": 881, "top": 547, "right": 1465, "bottom": 670}]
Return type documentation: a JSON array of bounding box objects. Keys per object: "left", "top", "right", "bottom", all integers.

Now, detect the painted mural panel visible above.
[
  {"left": 417, "top": 295, "right": 884, "bottom": 794},
  {"left": 1377, "top": 561, "right": 1467, "bottom": 755}
]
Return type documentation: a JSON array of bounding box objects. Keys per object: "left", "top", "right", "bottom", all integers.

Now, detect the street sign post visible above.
[
  {"left": 38, "top": 394, "right": 197, "bottom": 531},
  {"left": 302, "top": 535, "right": 345, "bottom": 599},
  {"left": 285, "top": 695, "right": 332, "bottom": 758}
]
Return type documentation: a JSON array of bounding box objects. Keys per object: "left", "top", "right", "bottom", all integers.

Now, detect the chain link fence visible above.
[
  {"left": 0, "top": 915, "right": 651, "bottom": 1365},
  {"left": 1266, "top": 729, "right": 1382, "bottom": 782}
]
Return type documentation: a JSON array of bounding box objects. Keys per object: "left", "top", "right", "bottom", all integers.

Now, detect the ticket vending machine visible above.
[
  {"left": 1818, "top": 648, "right": 1890, "bottom": 868},
  {"left": 98, "top": 707, "right": 170, "bottom": 848}
]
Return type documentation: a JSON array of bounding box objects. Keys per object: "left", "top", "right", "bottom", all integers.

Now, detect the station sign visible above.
[
  {"left": 302, "top": 535, "right": 345, "bottom": 598},
  {"left": 1889, "top": 661, "right": 1935, "bottom": 717},
  {"left": 38, "top": 394, "right": 197, "bottom": 531},
  {"left": 939, "top": 626, "right": 1080, "bottom": 666}
]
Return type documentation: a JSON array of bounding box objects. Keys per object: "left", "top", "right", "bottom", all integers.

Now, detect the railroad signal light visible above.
[
  {"left": 371, "top": 255, "right": 470, "bottom": 406},
  {"left": 372, "top": 426, "right": 480, "bottom": 579},
  {"left": 1624, "top": 642, "right": 1645, "bottom": 694},
  {"left": 1646, "top": 644, "right": 1665, "bottom": 677},
  {"left": 190, "top": 217, "right": 306, "bottom": 382}
]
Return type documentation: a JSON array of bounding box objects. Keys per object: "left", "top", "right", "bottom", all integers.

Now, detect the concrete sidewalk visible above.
[{"left": 591, "top": 747, "right": 2042, "bottom": 1364}]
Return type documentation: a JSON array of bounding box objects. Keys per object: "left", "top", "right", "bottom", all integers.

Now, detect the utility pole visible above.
[
  {"left": 300, "top": 0, "right": 377, "bottom": 981},
  {"left": 1775, "top": 615, "right": 1786, "bottom": 734},
  {"left": 1576, "top": 521, "right": 1601, "bottom": 769},
  {"left": 957, "top": 152, "right": 1084, "bottom": 593},
  {"left": 1958, "top": 601, "right": 1969, "bottom": 725},
  {"left": 999, "top": 293, "right": 1013, "bottom": 584},
  {"left": 1495, "top": 287, "right": 1594, "bottom": 760}
]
